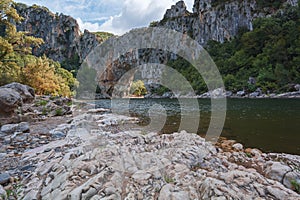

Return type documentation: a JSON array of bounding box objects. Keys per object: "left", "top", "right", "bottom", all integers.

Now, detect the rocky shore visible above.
[
  {"left": 0, "top": 83, "right": 300, "bottom": 199},
  {"left": 144, "top": 86, "right": 300, "bottom": 99}
]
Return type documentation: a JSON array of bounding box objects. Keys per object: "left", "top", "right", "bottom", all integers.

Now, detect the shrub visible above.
[{"left": 130, "top": 80, "right": 147, "bottom": 96}]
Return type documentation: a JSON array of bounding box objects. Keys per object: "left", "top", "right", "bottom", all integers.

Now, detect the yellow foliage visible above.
[
  {"left": 0, "top": 0, "right": 77, "bottom": 97},
  {"left": 21, "top": 56, "right": 75, "bottom": 97}
]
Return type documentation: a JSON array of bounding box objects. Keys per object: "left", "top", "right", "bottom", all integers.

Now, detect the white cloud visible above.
[
  {"left": 99, "top": 0, "right": 194, "bottom": 35},
  {"left": 16, "top": 0, "right": 195, "bottom": 35},
  {"left": 15, "top": 0, "right": 122, "bottom": 22},
  {"left": 76, "top": 18, "right": 103, "bottom": 32}
]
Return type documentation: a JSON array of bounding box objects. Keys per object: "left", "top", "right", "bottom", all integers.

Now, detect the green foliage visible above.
[
  {"left": 149, "top": 21, "right": 159, "bottom": 27},
  {"left": 130, "top": 80, "right": 147, "bottom": 96},
  {"left": 166, "top": 57, "right": 208, "bottom": 95},
  {"left": 164, "top": 175, "right": 175, "bottom": 183},
  {"left": 166, "top": 5, "right": 300, "bottom": 94},
  {"left": 206, "top": 5, "right": 300, "bottom": 93},
  {"left": 256, "top": 0, "right": 286, "bottom": 9},
  {"left": 20, "top": 55, "right": 77, "bottom": 96},
  {"left": 291, "top": 179, "right": 300, "bottom": 193},
  {"left": 0, "top": 0, "right": 42, "bottom": 85},
  {"left": 245, "top": 152, "right": 253, "bottom": 158},
  {"left": 152, "top": 86, "right": 170, "bottom": 96},
  {"left": 61, "top": 53, "right": 80, "bottom": 76},
  {"left": 93, "top": 31, "right": 114, "bottom": 41},
  {"left": 0, "top": 0, "right": 77, "bottom": 97},
  {"left": 41, "top": 107, "right": 49, "bottom": 115},
  {"left": 55, "top": 108, "right": 63, "bottom": 116},
  {"left": 35, "top": 100, "right": 48, "bottom": 106},
  {"left": 4, "top": 183, "right": 23, "bottom": 200}
]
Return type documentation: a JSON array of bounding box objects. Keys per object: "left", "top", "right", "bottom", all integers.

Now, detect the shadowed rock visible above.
[
  {"left": 0, "top": 88, "right": 22, "bottom": 117},
  {"left": 2, "top": 82, "right": 35, "bottom": 103}
]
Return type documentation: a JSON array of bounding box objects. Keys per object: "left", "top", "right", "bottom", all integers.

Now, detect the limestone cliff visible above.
[
  {"left": 14, "top": 1, "right": 299, "bottom": 97},
  {"left": 15, "top": 3, "right": 101, "bottom": 64},
  {"left": 90, "top": 0, "right": 300, "bottom": 98},
  {"left": 156, "top": 0, "right": 299, "bottom": 45}
]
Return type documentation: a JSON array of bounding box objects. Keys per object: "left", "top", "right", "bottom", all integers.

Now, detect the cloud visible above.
[
  {"left": 15, "top": 0, "right": 122, "bottom": 22},
  {"left": 99, "top": 0, "right": 192, "bottom": 35},
  {"left": 15, "top": 0, "right": 195, "bottom": 35},
  {"left": 99, "top": 0, "right": 195, "bottom": 35},
  {"left": 76, "top": 18, "right": 103, "bottom": 32}
]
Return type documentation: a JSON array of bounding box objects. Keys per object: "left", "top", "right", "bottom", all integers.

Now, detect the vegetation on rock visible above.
[
  {"left": 207, "top": 5, "right": 300, "bottom": 93},
  {"left": 93, "top": 31, "right": 114, "bottom": 41}
]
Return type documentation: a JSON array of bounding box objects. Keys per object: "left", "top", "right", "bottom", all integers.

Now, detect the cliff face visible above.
[
  {"left": 15, "top": 1, "right": 299, "bottom": 64},
  {"left": 158, "top": 0, "right": 299, "bottom": 45},
  {"left": 15, "top": 3, "right": 100, "bottom": 63},
  {"left": 14, "top": 1, "right": 299, "bottom": 97},
  {"left": 98, "top": 0, "right": 299, "bottom": 97}
]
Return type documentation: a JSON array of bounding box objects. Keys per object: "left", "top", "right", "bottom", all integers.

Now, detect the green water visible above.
[{"left": 96, "top": 98, "right": 300, "bottom": 155}]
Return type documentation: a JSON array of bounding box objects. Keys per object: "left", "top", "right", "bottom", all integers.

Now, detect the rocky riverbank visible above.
[
  {"left": 0, "top": 83, "right": 299, "bottom": 199},
  {"left": 0, "top": 101, "right": 300, "bottom": 199}
]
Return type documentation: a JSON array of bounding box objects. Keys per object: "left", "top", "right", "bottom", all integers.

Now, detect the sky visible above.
[{"left": 15, "top": 0, "right": 194, "bottom": 35}]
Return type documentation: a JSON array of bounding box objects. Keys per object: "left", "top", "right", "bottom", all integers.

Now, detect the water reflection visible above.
[{"left": 96, "top": 98, "right": 300, "bottom": 155}]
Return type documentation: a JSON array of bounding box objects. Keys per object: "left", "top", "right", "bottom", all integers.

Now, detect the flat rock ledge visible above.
[{"left": 1, "top": 111, "right": 300, "bottom": 200}]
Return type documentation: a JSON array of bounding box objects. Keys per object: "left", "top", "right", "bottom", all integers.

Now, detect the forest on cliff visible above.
[
  {"left": 166, "top": 4, "right": 300, "bottom": 94},
  {"left": 206, "top": 4, "right": 300, "bottom": 93}
]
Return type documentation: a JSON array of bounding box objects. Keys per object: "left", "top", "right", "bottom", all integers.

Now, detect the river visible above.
[{"left": 96, "top": 98, "right": 300, "bottom": 155}]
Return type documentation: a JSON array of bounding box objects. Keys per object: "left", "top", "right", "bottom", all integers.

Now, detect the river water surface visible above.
[{"left": 96, "top": 98, "right": 300, "bottom": 155}]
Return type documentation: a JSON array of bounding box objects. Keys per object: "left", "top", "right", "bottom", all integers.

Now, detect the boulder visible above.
[
  {"left": 54, "top": 97, "right": 71, "bottom": 106},
  {"left": 236, "top": 90, "right": 246, "bottom": 97},
  {"left": 0, "top": 83, "right": 35, "bottom": 121},
  {"left": 211, "top": 88, "right": 226, "bottom": 98},
  {"left": 295, "top": 84, "right": 300, "bottom": 91},
  {"left": 250, "top": 91, "right": 260, "bottom": 98},
  {"left": 264, "top": 161, "right": 292, "bottom": 183},
  {"left": 0, "top": 88, "right": 22, "bottom": 116},
  {"left": 226, "top": 91, "right": 233, "bottom": 97},
  {"left": 0, "top": 122, "right": 30, "bottom": 135},
  {"left": 1, "top": 82, "right": 35, "bottom": 103},
  {"left": 162, "top": 92, "right": 173, "bottom": 98},
  {"left": 0, "top": 173, "right": 11, "bottom": 185}
]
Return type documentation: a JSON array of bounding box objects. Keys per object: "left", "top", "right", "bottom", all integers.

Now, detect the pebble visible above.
[{"left": 232, "top": 143, "right": 243, "bottom": 151}]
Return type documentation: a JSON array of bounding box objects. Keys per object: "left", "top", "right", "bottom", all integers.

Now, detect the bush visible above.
[
  {"left": 130, "top": 80, "right": 147, "bottom": 96},
  {"left": 55, "top": 108, "right": 64, "bottom": 116}
]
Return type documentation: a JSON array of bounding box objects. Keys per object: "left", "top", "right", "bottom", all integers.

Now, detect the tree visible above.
[
  {"left": 21, "top": 55, "right": 77, "bottom": 96},
  {"left": 0, "top": 0, "right": 77, "bottom": 96},
  {"left": 130, "top": 80, "right": 147, "bottom": 96},
  {"left": 0, "top": 0, "right": 43, "bottom": 85}
]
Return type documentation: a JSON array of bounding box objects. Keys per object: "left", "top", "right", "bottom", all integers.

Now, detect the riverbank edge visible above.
[{"left": 95, "top": 92, "right": 300, "bottom": 99}]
